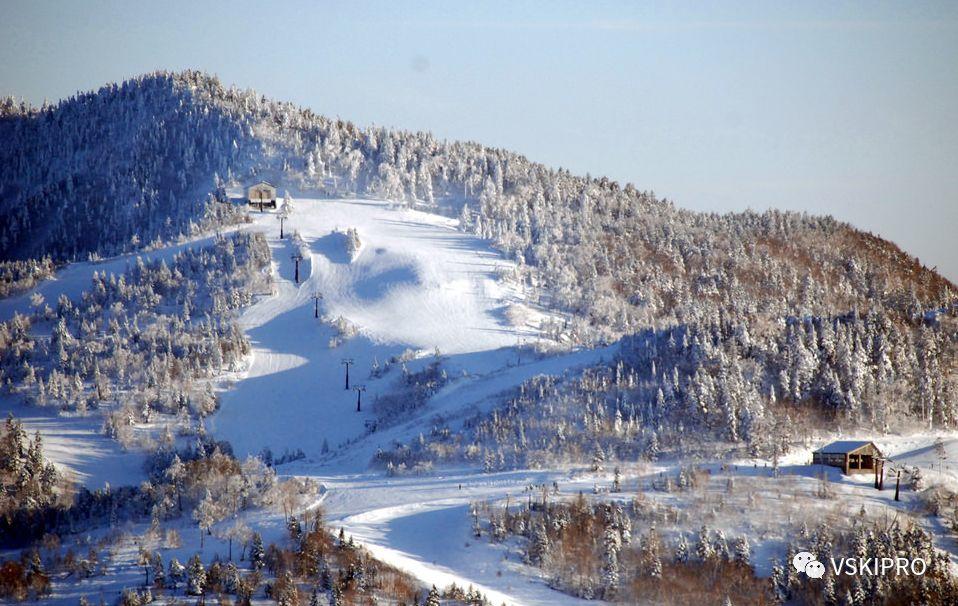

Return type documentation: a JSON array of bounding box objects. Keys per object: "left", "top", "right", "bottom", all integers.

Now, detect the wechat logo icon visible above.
[{"left": 793, "top": 551, "right": 825, "bottom": 579}]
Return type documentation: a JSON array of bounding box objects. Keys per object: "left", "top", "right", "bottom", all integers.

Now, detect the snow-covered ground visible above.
[
  {"left": 0, "top": 397, "right": 146, "bottom": 489},
  {"left": 316, "top": 469, "right": 598, "bottom": 606},
  {"left": 209, "top": 197, "right": 571, "bottom": 462},
  {"left": 8, "top": 196, "right": 958, "bottom": 605},
  {"left": 204, "top": 197, "right": 613, "bottom": 604}
]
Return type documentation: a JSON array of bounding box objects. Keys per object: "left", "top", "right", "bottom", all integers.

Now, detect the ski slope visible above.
[
  {"left": 0, "top": 230, "right": 240, "bottom": 324},
  {"left": 3, "top": 194, "right": 606, "bottom": 604},
  {"left": 277, "top": 197, "right": 538, "bottom": 354},
  {"left": 307, "top": 466, "right": 624, "bottom": 606},
  {"left": 8, "top": 195, "right": 958, "bottom": 605},
  {"left": 205, "top": 197, "right": 622, "bottom": 604},
  {"left": 210, "top": 197, "right": 553, "bottom": 461}
]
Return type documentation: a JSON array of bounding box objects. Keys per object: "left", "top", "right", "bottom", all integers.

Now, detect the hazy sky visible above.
[{"left": 2, "top": 1, "right": 956, "bottom": 282}]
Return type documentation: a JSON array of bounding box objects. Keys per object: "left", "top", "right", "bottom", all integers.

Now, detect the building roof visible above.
[
  {"left": 248, "top": 180, "right": 275, "bottom": 188},
  {"left": 813, "top": 440, "right": 880, "bottom": 455}
]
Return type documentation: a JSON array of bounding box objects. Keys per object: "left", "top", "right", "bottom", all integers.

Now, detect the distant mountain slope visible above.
[
  {"left": 0, "top": 72, "right": 251, "bottom": 261},
  {"left": 2, "top": 71, "right": 954, "bottom": 339}
]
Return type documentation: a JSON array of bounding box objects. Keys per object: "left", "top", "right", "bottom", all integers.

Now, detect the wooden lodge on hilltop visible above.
[
  {"left": 247, "top": 181, "right": 277, "bottom": 209},
  {"left": 812, "top": 440, "right": 883, "bottom": 475}
]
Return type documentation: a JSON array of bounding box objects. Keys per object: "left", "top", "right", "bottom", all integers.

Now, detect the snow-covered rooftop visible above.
[{"left": 814, "top": 440, "right": 877, "bottom": 454}]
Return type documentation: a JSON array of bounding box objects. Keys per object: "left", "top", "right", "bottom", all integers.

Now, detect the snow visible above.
[
  {"left": 4, "top": 195, "right": 607, "bottom": 604},
  {"left": 814, "top": 440, "right": 875, "bottom": 453},
  {"left": 278, "top": 198, "right": 537, "bottom": 354},
  {"left": 13, "top": 195, "right": 957, "bottom": 605},
  {"left": 209, "top": 198, "right": 571, "bottom": 462},
  {"left": 0, "top": 229, "right": 252, "bottom": 487},
  {"left": 342, "top": 501, "right": 595, "bottom": 606},
  {"left": 312, "top": 468, "right": 604, "bottom": 606},
  {"left": 783, "top": 434, "right": 958, "bottom": 486},
  {"left": 205, "top": 197, "right": 618, "bottom": 604},
  {"left": 0, "top": 397, "right": 146, "bottom": 489},
  {"left": 0, "top": 230, "right": 240, "bottom": 324}
]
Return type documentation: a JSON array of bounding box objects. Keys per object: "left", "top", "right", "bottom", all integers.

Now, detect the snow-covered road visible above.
[{"left": 309, "top": 467, "right": 602, "bottom": 606}]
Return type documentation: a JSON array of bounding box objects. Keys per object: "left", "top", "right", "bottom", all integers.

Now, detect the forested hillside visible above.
[
  {"left": 3, "top": 70, "right": 953, "bottom": 333},
  {"left": 2, "top": 70, "right": 957, "bottom": 604},
  {"left": 0, "top": 74, "right": 250, "bottom": 262},
  {"left": 377, "top": 307, "right": 958, "bottom": 471},
  {"left": 3, "top": 70, "right": 955, "bottom": 452}
]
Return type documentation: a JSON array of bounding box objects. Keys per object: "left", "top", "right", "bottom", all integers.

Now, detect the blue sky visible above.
[{"left": 2, "top": 1, "right": 956, "bottom": 282}]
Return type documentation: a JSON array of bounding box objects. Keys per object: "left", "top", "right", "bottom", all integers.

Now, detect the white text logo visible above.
[{"left": 792, "top": 551, "right": 926, "bottom": 579}]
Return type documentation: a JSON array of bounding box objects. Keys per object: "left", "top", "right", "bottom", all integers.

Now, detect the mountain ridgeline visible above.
[{"left": 2, "top": 70, "right": 955, "bottom": 447}]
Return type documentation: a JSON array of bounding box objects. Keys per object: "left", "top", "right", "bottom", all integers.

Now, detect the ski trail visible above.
[
  {"left": 0, "top": 227, "right": 244, "bottom": 323},
  {"left": 309, "top": 468, "right": 602, "bottom": 606},
  {"left": 208, "top": 198, "right": 601, "bottom": 604}
]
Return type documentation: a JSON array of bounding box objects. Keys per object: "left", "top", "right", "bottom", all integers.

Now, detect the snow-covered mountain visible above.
[
  {"left": 0, "top": 74, "right": 252, "bottom": 262},
  {"left": 4, "top": 70, "right": 955, "bottom": 451},
  {"left": 2, "top": 71, "right": 957, "bottom": 605},
  {"left": 3, "top": 71, "right": 953, "bottom": 326}
]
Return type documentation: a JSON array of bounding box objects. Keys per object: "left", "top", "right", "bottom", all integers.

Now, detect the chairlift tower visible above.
[
  {"left": 341, "top": 358, "right": 354, "bottom": 390},
  {"left": 291, "top": 253, "right": 303, "bottom": 284}
]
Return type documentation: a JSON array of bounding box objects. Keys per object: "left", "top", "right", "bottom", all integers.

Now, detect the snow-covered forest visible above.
[
  {"left": 1, "top": 70, "right": 957, "bottom": 605},
  {"left": 377, "top": 307, "right": 957, "bottom": 472},
  {"left": 0, "top": 77, "right": 249, "bottom": 262},
  {"left": 3, "top": 71, "right": 954, "bottom": 446},
  {"left": 3, "top": 71, "right": 953, "bottom": 331},
  {"left": 0, "top": 232, "right": 270, "bottom": 441},
  {"left": 471, "top": 490, "right": 956, "bottom": 605}
]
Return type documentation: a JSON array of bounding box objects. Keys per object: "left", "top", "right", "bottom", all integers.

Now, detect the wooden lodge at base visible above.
[{"left": 812, "top": 440, "right": 883, "bottom": 475}]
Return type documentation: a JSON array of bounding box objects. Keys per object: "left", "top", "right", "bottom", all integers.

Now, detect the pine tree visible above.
[
  {"left": 329, "top": 583, "right": 344, "bottom": 606},
  {"left": 250, "top": 532, "right": 266, "bottom": 570},
  {"left": 733, "top": 535, "right": 750, "bottom": 566},
  {"left": 602, "top": 524, "right": 620, "bottom": 598},
  {"left": 277, "top": 570, "right": 299, "bottom": 606},
  {"left": 695, "top": 525, "right": 714, "bottom": 561},
  {"left": 645, "top": 432, "right": 660, "bottom": 461},
  {"left": 168, "top": 557, "right": 185, "bottom": 591},
  {"left": 642, "top": 529, "right": 662, "bottom": 579},
  {"left": 852, "top": 577, "right": 866, "bottom": 605},
  {"left": 527, "top": 521, "right": 550, "bottom": 566},
  {"left": 194, "top": 488, "right": 220, "bottom": 548},
  {"left": 151, "top": 553, "right": 165, "bottom": 588},
  {"left": 822, "top": 573, "right": 837, "bottom": 605},
  {"left": 186, "top": 554, "right": 206, "bottom": 596},
  {"left": 675, "top": 533, "right": 690, "bottom": 563},
  {"left": 425, "top": 584, "right": 441, "bottom": 606},
  {"left": 591, "top": 442, "right": 605, "bottom": 472},
  {"left": 713, "top": 529, "right": 731, "bottom": 561},
  {"left": 319, "top": 556, "right": 332, "bottom": 590},
  {"left": 770, "top": 559, "right": 790, "bottom": 603}
]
